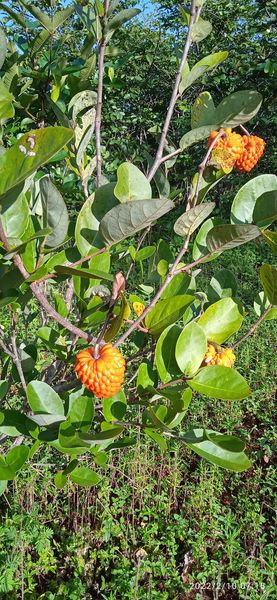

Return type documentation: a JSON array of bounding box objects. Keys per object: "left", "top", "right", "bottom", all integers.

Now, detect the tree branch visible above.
[
  {"left": 230, "top": 305, "right": 272, "bottom": 349},
  {"left": 147, "top": 0, "right": 198, "bottom": 181},
  {"left": 95, "top": 0, "right": 110, "bottom": 187},
  {"left": 0, "top": 218, "right": 95, "bottom": 344}
]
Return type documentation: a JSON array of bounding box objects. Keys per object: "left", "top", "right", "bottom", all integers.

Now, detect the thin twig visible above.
[
  {"left": 95, "top": 0, "right": 110, "bottom": 187},
  {"left": 0, "top": 218, "right": 96, "bottom": 344},
  {"left": 240, "top": 124, "right": 250, "bottom": 136},
  {"left": 10, "top": 314, "right": 27, "bottom": 394},
  {"left": 159, "top": 147, "right": 183, "bottom": 166},
  {"left": 125, "top": 227, "right": 149, "bottom": 281},
  {"left": 187, "top": 129, "right": 225, "bottom": 210},
  {"left": 230, "top": 305, "right": 272, "bottom": 350},
  {"left": 147, "top": 0, "right": 198, "bottom": 181}
]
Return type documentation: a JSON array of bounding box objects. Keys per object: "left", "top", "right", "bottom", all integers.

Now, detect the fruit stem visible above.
[{"left": 239, "top": 124, "right": 250, "bottom": 136}]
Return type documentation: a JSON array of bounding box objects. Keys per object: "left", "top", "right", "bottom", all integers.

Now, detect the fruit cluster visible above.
[
  {"left": 203, "top": 344, "right": 236, "bottom": 368},
  {"left": 75, "top": 343, "right": 125, "bottom": 398},
  {"left": 208, "top": 128, "right": 265, "bottom": 172}
]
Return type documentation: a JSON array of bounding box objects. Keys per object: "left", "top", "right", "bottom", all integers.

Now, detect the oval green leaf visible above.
[{"left": 188, "top": 366, "right": 250, "bottom": 400}]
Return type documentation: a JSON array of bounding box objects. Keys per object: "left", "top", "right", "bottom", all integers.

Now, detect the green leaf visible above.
[
  {"left": 75, "top": 185, "right": 118, "bottom": 255},
  {"left": 58, "top": 419, "right": 91, "bottom": 451},
  {"left": 206, "top": 224, "right": 261, "bottom": 253},
  {"left": 0, "top": 28, "right": 7, "bottom": 70},
  {"left": 70, "top": 466, "right": 100, "bottom": 487},
  {"left": 0, "top": 127, "right": 74, "bottom": 200},
  {"left": 52, "top": 6, "right": 75, "bottom": 31},
  {"left": 79, "top": 427, "right": 124, "bottom": 444},
  {"left": 188, "top": 366, "right": 250, "bottom": 400},
  {"left": 0, "top": 3, "right": 27, "bottom": 28},
  {"left": 262, "top": 231, "right": 276, "bottom": 257},
  {"left": 260, "top": 264, "right": 277, "bottom": 305},
  {"left": 191, "top": 18, "right": 212, "bottom": 42},
  {"left": 29, "top": 414, "right": 66, "bottom": 426},
  {"left": 27, "top": 381, "right": 64, "bottom": 415},
  {"left": 0, "top": 79, "right": 14, "bottom": 120},
  {"left": 180, "top": 52, "right": 227, "bottom": 94},
  {"left": 191, "top": 91, "right": 216, "bottom": 128},
  {"left": 67, "top": 396, "right": 94, "bottom": 432},
  {"left": 40, "top": 176, "right": 69, "bottom": 247},
  {"left": 191, "top": 166, "right": 227, "bottom": 203},
  {"left": 54, "top": 471, "right": 67, "bottom": 489},
  {"left": 114, "top": 162, "right": 152, "bottom": 203},
  {"left": 145, "top": 295, "right": 194, "bottom": 337},
  {"left": 0, "top": 187, "right": 29, "bottom": 242},
  {"left": 135, "top": 246, "right": 156, "bottom": 262},
  {"left": 103, "top": 389, "right": 127, "bottom": 422},
  {"left": 155, "top": 324, "right": 183, "bottom": 383},
  {"left": 231, "top": 174, "right": 277, "bottom": 227},
  {"left": 180, "top": 124, "right": 216, "bottom": 150},
  {"left": 165, "top": 388, "right": 192, "bottom": 428},
  {"left": 254, "top": 291, "right": 277, "bottom": 321},
  {"left": 194, "top": 51, "right": 228, "bottom": 71},
  {"left": 0, "top": 480, "right": 8, "bottom": 495},
  {"left": 214, "top": 90, "right": 263, "bottom": 127},
  {"left": 19, "top": 1, "right": 52, "bottom": 30},
  {"left": 207, "top": 269, "right": 237, "bottom": 302},
  {"left": 0, "top": 381, "right": 8, "bottom": 401},
  {"left": 253, "top": 191, "right": 277, "bottom": 229},
  {"left": 0, "top": 461, "right": 16, "bottom": 481},
  {"left": 54, "top": 265, "right": 114, "bottom": 282},
  {"left": 192, "top": 217, "right": 222, "bottom": 261},
  {"left": 30, "top": 29, "right": 50, "bottom": 56},
  {"left": 4, "top": 226, "right": 52, "bottom": 261},
  {"left": 174, "top": 203, "right": 215, "bottom": 237},
  {"left": 99, "top": 198, "right": 174, "bottom": 246},
  {"left": 6, "top": 445, "right": 29, "bottom": 471},
  {"left": 183, "top": 428, "right": 251, "bottom": 471},
  {"left": 176, "top": 322, "right": 207, "bottom": 377},
  {"left": 68, "top": 90, "right": 97, "bottom": 121},
  {"left": 136, "top": 362, "right": 158, "bottom": 395},
  {"left": 108, "top": 8, "right": 140, "bottom": 31},
  {"left": 104, "top": 294, "right": 129, "bottom": 342},
  {"left": 144, "top": 428, "right": 167, "bottom": 450},
  {"left": 160, "top": 272, "right": 190, "bottom": 300},
  {"left": 0, "top": 410, "right": 34, "bottom": 437},
  {"left": 198, "top": 297, "right": 243, "bottom": 343}
]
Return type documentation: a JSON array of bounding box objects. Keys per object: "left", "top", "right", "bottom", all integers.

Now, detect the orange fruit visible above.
[
  {"left": 208, "top": 128, "right": 245, "bottom": 163},
  {"left": 202, "top": 344, "right": 236, "bottom": 368},
  {"left": 235, "top": 135, "right": 266, "bottom": 172},
  {"left": 75, "top": 343, "right": 125, "bottom": 398}
]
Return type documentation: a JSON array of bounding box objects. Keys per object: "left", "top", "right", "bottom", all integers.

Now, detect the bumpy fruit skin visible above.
[
  {"left": 208, "top": 129, "right": 245, "bottom": 162},
  {"left": 235, "top": 135, "right": 266, "bottom": 172},
  {"left": 203, "top": 344, "right": 236, "bottom": 368},
  {"left": 75, "top": 343, "right": 125, "bottom": 398}
]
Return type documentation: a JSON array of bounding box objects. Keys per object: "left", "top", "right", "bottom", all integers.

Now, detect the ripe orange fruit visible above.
[
  {"left": 75, "top": 343, "right": 125, "bottom": 398},
  {"left": 208, "top": 128, "right": 245, "bottom": 163},
  {"left": 203, "top": 344, "right": 236, "bottom": 368},
  {"left": 235, "top": 135, "right": 266, "bottom": 172}
]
